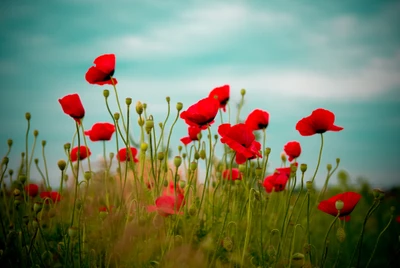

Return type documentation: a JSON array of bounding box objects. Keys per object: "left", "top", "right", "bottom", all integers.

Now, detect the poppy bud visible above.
[
  {"left": 33, "top": 130, "right": 39, "bottom": 137},
  {"left": 138, "top": 117, "right": 144, "bottom": 126},
  {"left": 174, "top": 156, "right": 182, "bottom": 168},
  {"left": 145, "top": 120, "right": 154, "bottom": 134},
  {"left": 222, "top": 237, "right": 234, "bottom": 251},
  {"left": 109, "top": 152, "right": 114, "bottom": 160},
  {"left": 373, "top": 188, "right": 385, "bottom": 200},
  {"left": 179, "top": 180, "right": 186, "bottom": 189},
  {"left": 281, "top": 152, "right": 287, "bottom": 163},
  {"left": 194, "top": 151, "right": 200, "bottom": 160},
  {"left": 190, "top": 162, "right": 197, "bottom": 171},
  {"left": 8, "top": 169, "right": 13, "bottom": 176},
  {"left": 125, "top": 98, "right": 132, "bottom": 106},
  {"left": 84, "top": 171, "right": 91, "bottom": 181},
  {"left": 214, "top": 134, "right": 218, "bottom": 140},
  {"left": 240, "top": 89, "right": 246, "bottom": 96},
  {"left": 103, "top": 89, "right": 110, "bottom": 98},
  {"left": 68, "top": 227, "right": 78, "bottom": 238},
  {"left": 336, "top": 158, "right": 340, "bottom": 165},
  {"left": 2, "top": 157, "right": 8, "bottom": 165},
  {"left": 336, "top": 227, "right": 346, "bottom": 243},
  {"left": 265, "top": 147, "right": 271, "bottom": 156},
  {"left": 33, "top": 202, "right": 43, "bottom": 213},
  {"left": 141, "top": 143, "right": 148, "bottom": 152},
  {"left": 57, "top": 160, "right": 66, "bottom": 171},
  {"left": 306, "top": 181, "right": 313, "bottom": 191},
  {"left": 41, "top": 140, "right": 46, "bottom": 147},
  {"left": 189, "top": 206, "right": 197, "bottom": 216},
  {"left": 255, "top": 167, "right": 262, "bottom": 177},
  {"left": 19, "top": 175, "right": 27, "bottom": 183},
  {"left": 159, "top": 122, "right": 163, "bottom": 128},
  {"left": 157, "top": 152, "right": 164, "bottom": 161},
  {"left": 199, "top": 150, "right": 206, "bottom": 160},
  {"left": 163, "top": 180, "right": 169, "bottom": 187},
  {"left": 176, "top": 102, "right": 183, "bottom": 111},
  {"left": 99, "top": 210, "right": 108, "bottom": 220},
  {"left": 327, "top": 164, "right": 332, "bottom": 172},
  {"left": 64, "top": 143, "right": 71, "bottom": 151},
  {"left": 21, "top": 152, "right": 25, "bottom": 158},
  {"left": 291, "top": 253, "right": 305, "bottom": 267},
  {"left": 25, "top": 112, "right": 31, "bottom": 121},
  {"left": 7, "top": 139, "right": 13, "bottom": 147},
  {"left": 143, "top": 103, "right": 147, "bottom": 109},
  {"left": 136, "top": 101, "right": 144, "bottom": 115},
  {"left": 335, "top": 200, "right": 344, "bottom": 211},
  {"left": 166, "top": 96, "right": 170, "bottom": 103},
  {"left": 182, "top": 153, "right": 187, "bottom": 159},
  {"left": 114, "top": 113, "right": 120, "bottom": 121},
  {"left": 13, "top": 189, "right": 21, "bottom": 197},
  {"left": 238, "top": 164, "right": 246, "bottom": 173},
  {"left": 300, "top": 163, "right": 307, "bottom": 173}
]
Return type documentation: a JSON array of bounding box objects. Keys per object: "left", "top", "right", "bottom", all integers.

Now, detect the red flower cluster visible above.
[
  {"left": 262, "top": 166, "right": 293, "bottom": 193},
  {"left": 24, "top": 183, "right": 39, "bottom": 197},
  {"left": 117, "top": 147, "right": 139, "bottom": 162},
  {"left": 218, "top": 123, "right": 262, "bottom": 164},
  {"left": 40, "top": 191, "right": 62, "bottom": 203},
  {"left": 84, "top": 122, "right": 115, "bottom": 141},
  {"left": 180, "top": 125, "right": 202, "bottom": 145},
  {"left": 208, "top": 85, "right": 230, "bottom": 112},
  {"left": 85, "top": 54, "right": 118, "bottom": 85},
  {"left": 296, "top": 108, "right": 343, "bottom": 136},
  {"left": 180, "top": 97, "right": 220, "bottom": 129},
  {"left": 283, "top": 141, "right": 301, "bottom": 162},
  {"left": 317, "top": 192, "right": 361, "bottom": 221},
  {"left": 70, "top": 146, "right": 91, "bottom": 162},
  {"left": 245, "top": 109, "right": 270, "bottom": 131},
  {"left": 222, "top": 168, "right": 242, "bottom": 181},
  {"left": 147, "top": 181, "right": 185, "bottom": 217},
  {"left": 59, "top": 94, "right": 85, "bottom": 123}
]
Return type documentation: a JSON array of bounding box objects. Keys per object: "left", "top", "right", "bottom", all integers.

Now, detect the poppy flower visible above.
[
  {"left": 180, "top": 97, "right": 220, "bottom": 129},
  {"left": 40, "top": 191, "right": 62, "bottom": 203},
  {"left": 70, "top": 146, "right": 91, "bottom": 162},
  {"left": 317, "top": 192, "right": 361, "bottom": 221},
  {"left": 283, "top": 141, "right": 301, "bottom": 162},
  {"left": 59, "top": 94, "right": 85, "bottom": 123},
  {"left": 163, "top": 180, "right": 185, "bottom": 197},
  {"left": 148, "top": 180, "right": 185, "bottom": 217},
  {"left": 208, "top": 85, "right": 230, "bottom": 112},
  {"left": 262, "top": 166, "right": 293, "bottom": 193},
  {"left": 222, "top": 168, "right": 242, "bottom": 181},
  {"left": 245, "top": 109, "right": 270, "bottom": 131},
  {"left": 84, "top": 122, "right": 115, "bottom": 142},
  {"left": 117, "top": 147, "right": 139, "bottom": 162},
  {"left": 85, "top": 54, "right": 118, "bottom": 85},
  {"left": 296, "top": 108, "right": 343, "bottom": 136},
  {"left": 99, "top": 205, "right": 114, "bottom": 213},
  {"left": 24, "top": 183, "right": 39, "bottom": 197},
  {"left": 218, "top": 123, "right": 262, "bottom": 164},
  {"left": 396, "top": 215, "right": 400, "bottom": 223},
  {"left": 180, "top": 125, "right": 202, "bottom": 145}
]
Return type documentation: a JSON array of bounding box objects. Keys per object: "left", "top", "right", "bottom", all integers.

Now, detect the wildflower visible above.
[
  {"left": 180, "top": 97, "right": 220, "bottom": 129},
  {"left": 222, "top": 168, "right": 242, "bottom": 181},
  {"left": 317, "top": 192, "right": 361, "bottom": 221},
  {"left": 70, "top": 146, "right": 91, "bottom": 162},
  {"left": 208, "top": 85, "right": 230, "bottom": 112},
  {"left": 117, "top": 147, "right": 139, "bottom": 162},
  {"left": 245, "top": 109, "right": 270, "bottom": 131},
  {"left": 58, "top": 93, "right": 85, "bottom": 123},
  {"left": 85, "top": 54, "right": 118, "bottom": 85},
  {"left": 284, "top": 141, "right": 301, "bottom": 162},
  {"left": 180, "top": 125, "right": 202, "bottom": 145},
  {"left": 84, "top": 122, "right": 115, "bottom": 141},
  {"left": 40, "top": 191, "right": 62, "bottom": 203},
  {"left": 148, "top": 180, "right": 185, "bottom": 217},
  {"left": 24, "top": 183, "right": 39, "bottom": 197},
  {"left": 218, "top": 123, "right": 262, "bottom": 164},
  {"left": 296, "top": 108, "right": 343, "bottom": 136},
  {"left": 263, "top": 172, "right": 288, "bottom": 193}
]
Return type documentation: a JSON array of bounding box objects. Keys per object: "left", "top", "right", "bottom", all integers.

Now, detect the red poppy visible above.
[
  {"left": 222, "top": 168, "right": 242, "bottom": 181},
  {"left": 218, "top": 123, "right": 262, "bottom": 164},
  {"left": 59, "top": 94, "right": 85, "bottom": 123},
  {"left": 317, "top": 192, "right": 361, "bottom": 221},
  {"left": 24, "top": 183, "right": 39, "bottom": 197},
  {"left": 117, "top": 147, "right": 139, "bottom": 162},
  {"left": 99, "top": 205, "right": 114, "bottom": 213},
  {"left": 148, "top": 180, "right": 185, "bottom": 217},
  {"left": 163, "top": 180, "right": 185, "bottom": 197},
  {"left": 85, "top": 54, "right": 118, "bottom": 85},
  {"left": 84, "top": 122, "right": 115, "bottom": 142},
  {"left": 296, "top": 108, "right": 343, "bottom": 136},
  {"left": 245, "top": 109, "right": 270, "bottom": 131},
  {"left": 70, "top": 146, "right": 91, "bottom": 162},
  {"left": 180, "top": 97, "right": 220, "bottom": 129},
  {"left": 283, "top": 141, "right": 301, "bottom": 162},
  {"left": 180, "top": 125, "right": 202, "bottom": 145},
  {"left": 396, "top": 215, "right": 400, "bottom": 223},
  {"left": 208, "top": 85, "right": 230, "bottom": 112},
  {"left": 40, "top": 191, "right": 62, "bottom": 203}
]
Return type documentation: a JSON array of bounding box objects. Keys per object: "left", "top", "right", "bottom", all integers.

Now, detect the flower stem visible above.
[{"left": 311, "top": 134, "right": 324, "bottom": 183}]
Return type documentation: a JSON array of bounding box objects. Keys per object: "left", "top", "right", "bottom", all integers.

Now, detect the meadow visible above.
[{"left": 0, "top": 54, "right": 399, "bottom": 268}]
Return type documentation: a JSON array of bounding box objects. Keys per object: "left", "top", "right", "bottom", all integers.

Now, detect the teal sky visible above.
[{"left": 1, "top": 0, "right": 399, "bottom": 189}]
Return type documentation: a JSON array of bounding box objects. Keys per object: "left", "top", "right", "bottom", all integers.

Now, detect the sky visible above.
[{"left": 0, "top": 0, "right": 399, "bottom": 189}]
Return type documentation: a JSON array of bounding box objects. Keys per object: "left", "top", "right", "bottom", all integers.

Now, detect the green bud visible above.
[
  {"left": 145, "top": 120, "right": 154, "bottom": 133},
  {"left": 141, "top": 143, "right": 148, "bottom": 152},
  {"left": 265, "top": 147, "right": 271, "bottom": 156},
  {"left": 336, "top": 227, "right": 346, "bottom": 243},
  {"left": 238, "top": 164, "right": 246, "bottom": 173},
  {"left": 179, "top": 180, "right": 186, "bottom": 189},
  {"left": 84, "top": 171, "right": 91, "bottom": 181},
  {"left": 136, "top": 101, "right": 143, "bottom": 115},
  {"left": 190, "top": 162, "right": 197, "bottom": 171},
  {"left": 25, "top": 112, "right": 31, "bottom": 121},
  {"left": 41, "top": 140, "right": 46, "bottom": 147},
  {"left": 335, "top": 200, "right": 344, "bottom": 211},
  {"left": 2, "top": 157, "right": 9, "bottom": 165},
  {"left": 114, "top": 112, "right": 120, "bottom": 121},
  {"left": 109, "top": 152, "right": 114, "bottom": 160},
  {"left": 19, "top": 175, "right": 27, "bottom": 184},
  {"left": 7, "top": 139, "right": 13, "bottom": 147},
  {"left": 176, "top": 102, "right": 183, "bottom": 111},
  {"left": 68, "top": 227, "right": 78, "bottom": 238},
  {"left": 336, "top": 158, "right": 340, "bottom": 165},
  {"left": 103, "top": 89, "right": 110, "bottom": 98},
  {"left": 33, "top": 202, "right": 43, "bottom": 213},
  {"left": 199, "top": 150, "right": 206, "bottom": 160},
  {"left": 157, "top": 152, "right": 164, "bottom": 161},
  {"left": 58, "top": 160, "right": 66, "bottom": 171},
  {"left": 33, "top": 130, "right": 39, "bottom": 137},
  {"left": 34, "top": 158, "right": 39, "bottom": 165},
  {"left": 182, "top": 153, "right": 187, "bottom": 159},
  {"left": 178, "top": 145, "right": 182, "bottom": 152},
  {"left": 240, "top": 89, "right": 246, "bottom": 96},
  {"left": 281, "top": 153, "right": 287, "bottom": 163},
  {"left": 64, "top": 143, "right": 71, "bottom": 151},
  {"left": 143, "top": 103, "right": 147, "bottom": 109},
  {"left": 166, "top": 96, "right": 170, "bottom": 103},
  {"left": 255, "top": 168, "right": 262, "bottom": 177},
  {"left": 300, "top": 163, "right": 307, "bottom": 173},
  {"left": 174, "top": 156, "right": 182, "bottom": 167},
  {"left": 138, "top": 117, "right": 144, "bottom": 126},
  {"left": 327, "top": 164, "right": 332, "bottom": 172},
  {"left": 125, "top": 97, "right": 132, "bottom": 106},
  {"left": 306, "top": 181, "right": 313, "bottom": 191},
  {"left": 194, "top": 151, "right": 200, "bottom": 160},
  {"left": 372, "top": 188, "right": 385, "bottom": 200},
  {"left": 8, "top": 169, "right": 13, "bottom": 176}
]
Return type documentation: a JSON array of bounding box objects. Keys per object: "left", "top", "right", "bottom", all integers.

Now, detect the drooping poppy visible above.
[
  {"left": 208, "top": 85, "right": 230, "bottom": 112},
  {"left": 263, "top": 171, "right": 288, "bottom": 193},
  {"left": 218, "top": 123, "right": 262, "bottom": 164},
  {"left": 296, "top": 108, "right": 343, "bottom": 136},
  {"left": 70, "top": 146, "right": 91, "bottom": 162},
  {"left": 85, "top": 54, "right": 118, "bottom": 85},
  {"left": 59, "top": 93, "right": 85, "bottom": 123},
  {"left": 245, "top": 109, "right": 270, "bottom": 131},
  {"left": 180, "top": 97, "right": 220, "bottom": 129},
  {"left": 117, "top": 147, "right": 139, "bottom": 162},
  {"left": 24, "top": 183, "right": 39, "bottom": 198},
  {"left": 84, "top": 122, "right": 115, "bottom": 142},
  {"left": 317, "top": 192, "right": 361, "bottom": 221},
  {"left": 40, "top": 191, "right": 62, "bottom": 203},
  {"left": 180, "top": 125, "right": 202, "bottom": 145},
  {"left": 222, "top": 168, "right": 242, "bottom": 181},
  {"left": 283, "top": 141, "right": 301, "bottom": 162}
]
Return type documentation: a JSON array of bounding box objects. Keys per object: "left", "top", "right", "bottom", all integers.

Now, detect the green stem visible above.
[
  {"left": 321, "top": 213, "right": 340, "bottom": 267},
  {"left": 311, "top": 134, "right": 324, "bottom": 183}
]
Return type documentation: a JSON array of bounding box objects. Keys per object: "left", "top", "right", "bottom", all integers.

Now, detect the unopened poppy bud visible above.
[
  {"left": 222, "top": 237, "right": 234, "bottom": 251},
  {"left": 176, "top": 102, "right": 183, "bottom": 111},
  {"left": 7, "top": 139, "right": 13, "bottom": 147},
  {"left": 33, "top": 202, "right": 43, "bottom": 213},
  {"left": 41, "top": 140, "right": 46, "bottom": 147},
  {"left": 157, "top": 152, "right": 164, "bottom": 161},
  {"left": 34, "top": 158, "right": 39, "bottom": 165},
  {"left": 265, "top": 147, "right": 271, "bottom": 156},
  {"left": 196, "top": 132, "right": 202, "bottom": 140},
  {"left": 373, "top": 188, "right": 385, "bottom": 200},
  {"left": 83, "top": 171, "right": 91, "bottom": 181},
  {"left": 178, "top": 145, "right": 182, "bottom": 153},
  {"left": 141, "top": 143, "right": 148, "bottom": 152},
  {"left": 138, "top": 117, "right": 144, "bottom": 126},
  {"left": 240, "top": 89, "right": 246, "bottom": 96},
  {"left": 163, "top": 180, "right": 169, "bottom": 187},
  {"left": 290, "top": 163, "right": 298, "bottom": 173},
  {"left": 238, "top": 164, "right": 246, "bottom": 173},
  {"left": 25, "top": 112, "right": 31, "bottom": 121},
  {"left": 143, "top": 103, "right": 147, "bottom": 109},
  {"left": 214, "top": 134, "right": 218, "bottom": 140},
  {"left": 125, "top": 97, "right": 132, "bottom": 106},
  {"left": 189, "top": 206, "right": 197, "bottom": 216},
  {"left": 58, "top": 160, "right": 66, "bottom": 171},
  {"left": 8, "top": 169, "right": 13, "bottom": 176},
  {"left": 179, "top": 181, "right": 186, "bottom": 189},
  {"left": 99, "top": 211, "right": 108, "bottom": 220},
  {"left": 254, "top": 190, "right": 261, "bottom": 201},
  {"left": 68, "top": 227, "right": 78, "bottom": 238},
  {"left": 19, "top": 175, "right": 27, "bottom": 183},
  {"left": 306, "top": 181, "right": 313, "bottom": 191},
  {"left": 2, "top": 157, "right": 9, "bottom": 165},
  {"left": 327, "top": 164, "right": 332, "bottom": 172},
  {"left": 159, "top": 122, "right": 163, "bottom": 128},
  {"left": 291, "top": 253, "right": 305, "bottom": 267},
  {"left": 190, "top": 162, "right": 197, "bottom": 171},
  {"left": 103, "top": 89, "right": 109, "bottom": 98},
  {"left": 145, "top": 120, "right": 154, "bottom": 133},
  {"left": 255, "top": 168, "right": 262, "bottom": 177},
  {"left": 182, "top": 153, "right": 187, "bottom": 159},
  {"left": 303, "top": 243, "right": 311, "bottom": 254},
  {"left": 13, "top": 188, "right": 21, "bottom": 197},
  {"left": 33, "top": 130, "right": 39, "bottom": 137},
  {"left": 335, "top": 200, "right": 344, "bottom": 211},
  {"left": 336, "top": 227, "right": 346, "bottom": 243},
  {"left": 199, "top": 149, "right": 206, "bottom": 160},
  {"left": 21, "top": 152, "right": 25, "bottom": 158},
  {"left": 64, "top": 143, "right": 71, "bottom": 151},
  {"left": 136, "top": 101, "right": 144, "bottom": 115},
  {"left": 166, "top": 96, "right": 170, "bottom": 103},
  {"left": 281, "top": 153, "right": 287, "bottom": 163},
  {"left": 63, "top": 174, "right": 68, "bottom": 181},
  {"left": 336, "top": 158, "right": 340, "bottom": 165},
  {"left": 300, "top": 164, "right": 307, "bottom": 173},
  {"left": 109, "top": 152, "right": 114, "bottom": 160},
  {"left": 174, "top": 156, "right": 182, "bottom": 167},
  {"left": 194, "top": 151, "right": 200, "bottom": 160},
  {"left": 114, "top": 113, "right": 120, "bottom": 121}
]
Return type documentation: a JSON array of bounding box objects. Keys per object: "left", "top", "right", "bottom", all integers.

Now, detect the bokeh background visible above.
[{"left": 1, "top": 0, "right": 399, "bottom": 188}]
